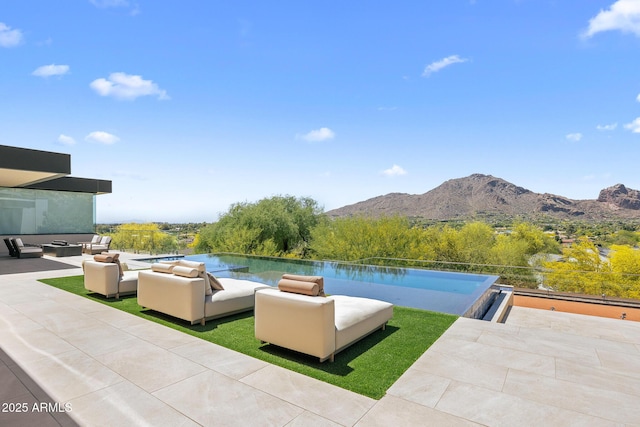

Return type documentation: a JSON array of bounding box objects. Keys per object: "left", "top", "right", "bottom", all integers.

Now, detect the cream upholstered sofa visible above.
[
  {"left": 137, "top": 260, "right": 269, "bottom": 325},
  {"left": 83, "top": 255, "right": 138, "bottom": 299},
  {"left": 255, "top": 275, "right": 393, "bottom": 362}
]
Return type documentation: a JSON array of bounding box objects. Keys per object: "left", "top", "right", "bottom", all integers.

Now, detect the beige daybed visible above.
[
  {"left": 255, "top": 274, "right": 393, "bottom": 362},
  {"left": 137, "top": 260, "right": 269, "bottom": 325}
]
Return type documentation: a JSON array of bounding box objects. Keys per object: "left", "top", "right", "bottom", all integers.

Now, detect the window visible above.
[{"left": 0, "top": 187, "right": 95, "bottom": 234}]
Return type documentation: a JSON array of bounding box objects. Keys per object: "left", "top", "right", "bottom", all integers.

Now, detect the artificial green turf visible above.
[{"left": 39, "top": 275, "right": 457, "bottom": 399}]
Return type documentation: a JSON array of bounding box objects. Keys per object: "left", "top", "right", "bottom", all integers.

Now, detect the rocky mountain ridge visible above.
[{"left": 327, "top": 174, "right": 640, "bottom": 221}]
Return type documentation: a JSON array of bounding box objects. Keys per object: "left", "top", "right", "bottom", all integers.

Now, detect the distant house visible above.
[{"left": 0, "top": 145, "right": 111, "bottom": 253}]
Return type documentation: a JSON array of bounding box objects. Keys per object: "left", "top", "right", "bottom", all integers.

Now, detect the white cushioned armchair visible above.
[
  {"left": 255, "top": 275, "right": 393, "bottom": 362},
  {"left": 84, "top": 259, "right": 138, "bottom": 299}
]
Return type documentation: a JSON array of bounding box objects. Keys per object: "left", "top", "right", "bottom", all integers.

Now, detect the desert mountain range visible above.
[{"left": 326, "top": 174, "right": 640, "bottom": 222}]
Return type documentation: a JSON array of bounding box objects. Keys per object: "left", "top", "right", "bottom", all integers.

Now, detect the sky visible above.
[{"left": 2, "top": 1, "right": 640, "bottom": 223}]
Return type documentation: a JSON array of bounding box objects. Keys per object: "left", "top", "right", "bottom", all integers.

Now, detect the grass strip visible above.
[{"left": 40, "top": 275, "right": 457, "bottom": 399}]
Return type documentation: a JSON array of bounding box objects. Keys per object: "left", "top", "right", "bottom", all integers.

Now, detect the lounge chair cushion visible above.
[
  {"left": 151, "top": 263, "right": 174, "bottom": 273},
  {"left": 156, "top": 260, "right": 215, "bottom": 295},
  {"left": 282, "top": 274, "right": 324, "bottom": 295},
  {"left": 94, "top": 254, "right": 115, "bottom": 263},
  {"left": 172, "top": 266, "right": 199, "bottom": 278},
  {"left": 278, "top": 278, "right": 320, "bottom": 296}
]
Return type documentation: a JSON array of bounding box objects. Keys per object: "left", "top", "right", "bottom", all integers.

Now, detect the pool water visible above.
[{"left": 163, "top": 254, "right": 499, "bottom": 317}]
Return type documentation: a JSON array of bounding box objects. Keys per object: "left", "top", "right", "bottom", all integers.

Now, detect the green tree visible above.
[
  {"left": 543, "top": 237, "right": 612, "bottom": 296},
  {"left": 195, "top": 195, "right": 323, "bottom": 257},
  {"left": 308, "top": 216, "right": 428, "bottom": 262},
  {"left": 110, "top": 223, "right": 178, "bottom": 254}
]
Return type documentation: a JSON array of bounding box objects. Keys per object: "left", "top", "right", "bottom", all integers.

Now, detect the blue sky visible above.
[{"left": 2, "top": 1, "right": 640, "bottom": 223}]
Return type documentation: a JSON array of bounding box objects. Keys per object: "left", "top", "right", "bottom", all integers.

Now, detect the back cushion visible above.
[
  {"left": 281, "top": 274, "right": 324, "bottom": 296},
  {"left": 278, "top": 278, "right": 320, "bottom": 296},
  {"left": 172, "top": 266, "right": 199, "bottom": 278}
]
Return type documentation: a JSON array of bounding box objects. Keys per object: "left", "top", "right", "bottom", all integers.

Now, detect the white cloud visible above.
[
  {"left": 422, "top": 55, "right": 468, "bottom": 77},
  {"left": 32, "top": 64, "right": 70, "bottom": 78},
  {"left": 582, "top": 0, "right": 640, "bottom": 38},
  {"left": 57, "top": 134, "right": 76, "bottom": 146},
  {"left": 624, "top": 117, "right": 640, "bottom": 133},
  {"left": 85, "top": 131, "right": 120, "bottom": 145},
  {"left": 0, "top": 22, "right": 24, "bottom": 48},
  {"left": 596, "top": 123, "right": 618, "bottom": 131},
  {"left": 90, "top": 72, "right": 169, "bottom": 100},
  {"left": 382, "top": 164, "right": 407, "bottom": 177},
  {"left": 297, "top": 127, "right": 335, "bottom": 142},
  {"left": 566, "top": 133, "right": 583, "bottom": 142},
  {"left": 637, "top": 93, "right": 640, "bottom": 102}
]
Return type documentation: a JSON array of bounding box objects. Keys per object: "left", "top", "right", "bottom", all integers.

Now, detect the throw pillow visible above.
[{"left": 207, "top": 272, "right": 224, "bottom": 291}]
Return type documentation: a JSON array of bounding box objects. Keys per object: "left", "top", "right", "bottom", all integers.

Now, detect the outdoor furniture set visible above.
[{"left": 83, "top": 258, "right": 394, "bottom": 362}]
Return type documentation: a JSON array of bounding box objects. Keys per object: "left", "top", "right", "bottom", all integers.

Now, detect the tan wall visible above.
[{"left": 514, "top": 295, "right": 640, "bottom": 322}]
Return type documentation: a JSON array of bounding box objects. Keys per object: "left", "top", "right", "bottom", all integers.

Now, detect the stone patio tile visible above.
[
  {"left": 503, "top": 369, "right": 640, "bottom": 425},
  {"left": 596, "top": 348, "right": 640, "bottom": 379},
  {"left": 17, "top": 349, "right": 124, "bottom": 403},
  {"left": 0, "top": 327, "right": 76, "bottom": 364},
  {"left": 96, "top": 342, "right": 207, "bottom": 393},
  {"left": 436, "top": 381, "right": 619, "bottom": 427},
  {"left": 153, "top": 370, "right": 303, "bottom": 427},
  {"left": 122, "top": 320, "right": 198, "bottom": 350},
  {"left": 171, "top": 339, "right": 269, "bottom": 380},
  {"left": 428, "top": 335, "right": 557, "bottom": 377},
  {"left": 555, "top": 358, "right": 640, "bottom": 397},
  {"left": 58, "top": 323, "right": 146, "bottom": 357},
  {"left": 477, "top": 329, "right": 602, "bottom": 367},
  {"left": 68, "top": 380, "right": 200, "bottom": 427},
  {"left": 411, "top": 349, "right": 508, "bottom": 392},
  {"left": 356, "top": 395, "right": 481, "bottom": 427},
  {"left": 286, "top": 411, "right": 344, "bottom": 427},
  {"left": 241, "top": 363, "right": 375, "bottom": 427},
  {"left": 386, "top": 367, "right": 451, "bottom": 408}
]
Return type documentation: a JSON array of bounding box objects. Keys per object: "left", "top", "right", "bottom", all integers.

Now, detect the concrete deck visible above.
[{"left": 1, "top": 252, "right": 639, "bottom": 426}]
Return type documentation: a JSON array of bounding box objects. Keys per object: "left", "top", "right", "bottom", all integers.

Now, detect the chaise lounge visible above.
[
  {"left": 137, "top": 260, "right": 269, "bottom": 325},
  {"left": 255, "top": 274, "right": 393, "bottom": 362}
]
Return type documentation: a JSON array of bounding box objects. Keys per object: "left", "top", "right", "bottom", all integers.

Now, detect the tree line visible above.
[{"left": 102, "top": 195, "right": 640, "bottom": 299}]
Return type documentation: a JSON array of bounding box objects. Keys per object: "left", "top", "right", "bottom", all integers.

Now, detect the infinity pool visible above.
[{"left": 148, "top": 254, "right": 500, "bottom": 317}]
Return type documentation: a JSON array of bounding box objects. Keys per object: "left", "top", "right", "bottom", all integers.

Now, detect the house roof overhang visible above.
[{"left": 0, "top": 145, "right": 111, "bottom": 195}]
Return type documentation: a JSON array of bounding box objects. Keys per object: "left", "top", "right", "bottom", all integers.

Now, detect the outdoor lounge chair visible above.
[
  {"left": 4, "top": 238, "right": 17, "bottom": 257},
  {"left": 137, "top": 260, "right": 269, "bottom": 325},
  {"left": 84, "top": 236, "right": 112, "bottom": 255},
  {"left": 79, "top": 235, "right": 101, "bottom": 252},
  {"left": 84, "top": 256, "right": 138, "bottom": 299},
  {"left": 11, "top": 238, "right": 43, "bottom": 258},
  {"left": 255, "top": 275, "right": 393, "bottom": 362}
]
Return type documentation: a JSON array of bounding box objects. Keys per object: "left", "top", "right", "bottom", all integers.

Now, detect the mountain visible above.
[{"left": 326, "top": 174, "right": 640, "bottom": 221}]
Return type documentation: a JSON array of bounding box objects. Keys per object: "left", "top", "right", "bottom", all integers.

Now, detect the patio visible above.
[{"left": 1, "top": 252, "right": 639, "bottom": 426}]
